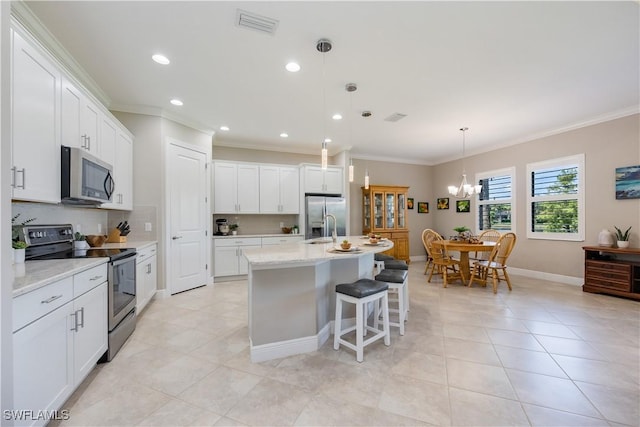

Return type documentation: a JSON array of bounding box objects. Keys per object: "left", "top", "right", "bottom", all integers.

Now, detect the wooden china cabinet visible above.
[{"left": 362, "top": 185, "right": 410, "bottom": 263}]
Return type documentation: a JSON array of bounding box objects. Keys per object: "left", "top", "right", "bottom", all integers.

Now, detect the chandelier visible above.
[{"left": 448, "top": 127, "right": 481, "bottom": 198}]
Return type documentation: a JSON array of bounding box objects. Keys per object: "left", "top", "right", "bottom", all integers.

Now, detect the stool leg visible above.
[
  {"left": 333, "top": 297, "right": 342, "bottom": 350},
  {"left": 397, "top": 284, "right": 405, "bottom": 336},
  {"left": 382, "top": 292, "right": 390, "bottom": 346},
  {"left": 356, "top": 300, "right": 364, "bottom": 362}
]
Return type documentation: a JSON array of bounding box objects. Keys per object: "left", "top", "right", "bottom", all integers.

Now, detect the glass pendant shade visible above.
[
  {"left": 321, "top": 142, "right": 328, "bottom": 170},
  {"left": 348, "top": 159, "right": 354, "bottom": 182},
  {"left": 448, "top": 127, "right": 480, "bottom": 198},
  {"left": 364, "top": 169, "right": 369, "bottom": 189}
]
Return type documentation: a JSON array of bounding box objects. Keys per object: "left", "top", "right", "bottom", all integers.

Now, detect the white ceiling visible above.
[{"left": 21, "top": 1, "right": 640, "bottom": 165}]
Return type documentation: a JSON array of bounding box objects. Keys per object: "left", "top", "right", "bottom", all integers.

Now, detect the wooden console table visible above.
[{"left": 582, "top": 246, "right": 640, "bottom": 300}]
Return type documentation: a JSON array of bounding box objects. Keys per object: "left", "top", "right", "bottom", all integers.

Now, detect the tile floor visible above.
[{"left": 53, "top": 264, "right": 639, "bottom": 426}]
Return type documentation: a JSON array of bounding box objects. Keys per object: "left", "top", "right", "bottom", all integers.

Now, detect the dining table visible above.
[{"left": 431, "top": 240, "right": 496, "bottom": 282}]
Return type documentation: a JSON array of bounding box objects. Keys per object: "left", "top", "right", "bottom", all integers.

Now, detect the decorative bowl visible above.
[
  {"left": 282, "top": 227, "right": 292, "bottom": 234},
  {"left": 340, "top": 242, "right": 352, "bottom": 250},
  {"left": 369, "top": 238, "right": 379, "bottom": 244},
  {"left": 85, "top": 235, "right": 107, "bottom": 247}
]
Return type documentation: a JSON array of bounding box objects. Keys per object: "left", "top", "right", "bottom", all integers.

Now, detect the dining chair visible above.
[
  {"left": 422, "top": 229, "right": 442, "bottom": 276},
  {"left": 472, "top": 229, "right": 501, "bottom": 261},
  {"left": 468, "top": 232, "right": 517, "bottom": 293},
  {"left": 428, "top": 238, "right": 465, "bottom": 287}
]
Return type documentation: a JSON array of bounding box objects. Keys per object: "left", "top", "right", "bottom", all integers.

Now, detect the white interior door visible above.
[{"left": 168, "top": 142, "right": 208, "bottom": 294}]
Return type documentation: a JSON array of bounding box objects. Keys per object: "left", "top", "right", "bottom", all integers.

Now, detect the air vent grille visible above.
[
  {"left": 384, "top": 113, "right": 407, "bottom": 122},
  {"left": 236, "top": 9, "right": 279, "bottom": 35}
]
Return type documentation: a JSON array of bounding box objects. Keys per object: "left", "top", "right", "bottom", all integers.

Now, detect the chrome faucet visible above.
[{"left": 324, "top": 213, "right": 337, "bottom": 244}]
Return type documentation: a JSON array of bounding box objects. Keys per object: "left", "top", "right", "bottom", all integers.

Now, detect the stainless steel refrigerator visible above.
[{"left": 305, "top": 196, "right": 347, "bottom": 239}]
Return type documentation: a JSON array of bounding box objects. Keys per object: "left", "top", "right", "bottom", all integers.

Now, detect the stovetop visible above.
[{"left": 29, "top": 247, "right": 135, "bottom": 261}]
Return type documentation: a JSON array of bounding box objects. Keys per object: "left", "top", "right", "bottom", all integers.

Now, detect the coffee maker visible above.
[{"left": 215, "top": 219, "right": 230, "bottom": 235}]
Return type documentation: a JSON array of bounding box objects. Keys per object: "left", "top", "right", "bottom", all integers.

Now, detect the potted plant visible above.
[
  {"left": 229, "top": 223, "right": 239, "bottom": 236},
  {"left": 12, "top": 240, "right": 27, "bottom": 263},
  {"left": 614, "top": 226, "right": 631, "bottom": 249},
  {"left": 74, "top": 232, "right": 89, "bottom": 249},
  {"left": 453, "top": 226, "right": 470, "bottom": 241}
]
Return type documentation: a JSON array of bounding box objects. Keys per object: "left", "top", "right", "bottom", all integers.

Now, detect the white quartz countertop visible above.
[
  {"left": 242, "top": 235, "right": 394, "bottom": 267},
  {"left": 212, "top": 233, "right": 304, "bottom": 239},
  {"left": 13, "top": 258, "right": 108, "bottom": 297},
  {"left": 99, "top": 240, "right": 157, "bottom": 250}
]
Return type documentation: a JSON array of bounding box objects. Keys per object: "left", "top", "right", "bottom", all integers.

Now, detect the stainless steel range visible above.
[{"left": 21, "top": 224, "right": 137, "bottom": 361}]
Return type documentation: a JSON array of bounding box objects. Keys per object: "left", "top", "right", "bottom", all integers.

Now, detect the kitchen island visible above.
[{"left": 242, "top": 236, "right": 393, "bottom": 362}]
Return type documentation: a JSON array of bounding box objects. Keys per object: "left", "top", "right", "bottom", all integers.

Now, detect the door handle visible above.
[{"left": 172, "top": 236, "right": 183, "bottom": 240}]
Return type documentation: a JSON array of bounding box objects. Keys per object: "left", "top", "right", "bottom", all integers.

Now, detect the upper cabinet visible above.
[
  {"left": 10, "top": 28, "right": 61, "bottom": 204},
  {"left": 303, "top": 165, "right": 343, "bottom": 195},
  {"left": 11, "top": 23, "right": 134, "bottom": 209},
  {"left": 259, "top": 165, "right": 299, "bottom": 214},
  {"left": 362, "top": 185, "right": 410, "bottom": 262},
  {"left": 213, "top": 161, "right": 260, "bottom": 214}
]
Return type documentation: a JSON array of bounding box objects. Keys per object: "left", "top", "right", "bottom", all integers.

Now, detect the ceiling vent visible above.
[
  {"left": 384, "top": 113, "right": 407, "bottom": 122},
  {"left": 236, "top": 9, "right": 279, "bottom": 35}
]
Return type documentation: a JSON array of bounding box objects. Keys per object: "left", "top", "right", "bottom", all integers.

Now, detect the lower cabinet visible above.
[
  {"left": 13, "top": 265, "right": 108, "bottom": 426},
  {"left": 136, "top": 244, "right": 158, "bottom": 312},
  {"left": 214, "top": 237, "right": 262, "bottom": 277},
  {"left": 378, "top": 231, "right": 410, "bottom": 263}
]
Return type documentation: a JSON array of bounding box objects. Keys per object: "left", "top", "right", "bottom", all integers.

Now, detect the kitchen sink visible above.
[{"left": 307, "top": 239, "right": 333, "bottom": 244}]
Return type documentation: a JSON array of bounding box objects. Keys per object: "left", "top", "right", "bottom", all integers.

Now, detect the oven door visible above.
[{"left": 108, "top": 253, "right": 137, "bottom": 330}]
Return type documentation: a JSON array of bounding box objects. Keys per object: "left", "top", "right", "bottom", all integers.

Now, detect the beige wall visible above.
[{"left": 433, "top": 114, "right": 640, "bottom": 278}]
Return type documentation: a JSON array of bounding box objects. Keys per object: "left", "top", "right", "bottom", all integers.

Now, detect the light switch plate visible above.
[{"left": 145, "top": 222, "right": 152, "bottom": 232}]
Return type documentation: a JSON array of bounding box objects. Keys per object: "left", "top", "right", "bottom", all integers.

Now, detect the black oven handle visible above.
[
  {"left": 104, "top": 171, "right": 115, "bottom": 200},
  {"left": 110, "top": 252, "right": 137, "bottom": 267}
]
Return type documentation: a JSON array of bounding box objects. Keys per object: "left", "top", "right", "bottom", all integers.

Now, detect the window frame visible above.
[
  {"left": 526, "top": 154, "right": 585, "bottom": 241},
  {"left": 474, "top": 166, "right": 516, "bottom": 234}
]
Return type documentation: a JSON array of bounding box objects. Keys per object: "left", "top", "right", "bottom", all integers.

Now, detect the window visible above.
[
  {"left": 475, "top": 167, "right": 515, "bottom": 233},
  {"left": 526, "top": 154, "right": 585, "bottom": 241}
]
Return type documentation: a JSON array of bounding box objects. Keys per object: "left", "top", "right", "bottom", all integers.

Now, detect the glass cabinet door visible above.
[
  {"left": 397, "top": 192, "right": 406, "bottom": 228},
  {"left": 363, "top": 193, "right": 371, "bottom": 229},
  {"left": 385, "top": 193, "right": 395, "bottom": 229},
  {"left": 374, "top": 192, "right": 384, "bottom": 229}
]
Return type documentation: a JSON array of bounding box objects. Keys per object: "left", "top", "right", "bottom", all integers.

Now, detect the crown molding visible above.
[{"left": 109, "top": 104, "right": 216, "bottom": 137}]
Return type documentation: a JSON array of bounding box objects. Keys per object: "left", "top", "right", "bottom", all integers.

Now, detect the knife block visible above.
[{"left": 106, "top": 228, "right": 127, "bottom": 243}]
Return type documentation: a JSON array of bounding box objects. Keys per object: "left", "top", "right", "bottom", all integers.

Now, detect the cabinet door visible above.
[
  {"left": 13, "top": 303, "right": 74, "bottom": 424},
  {"left": 213, "top": 162, "right": 238, "bottom": 213},
  {"left": 385, "top": 192, "right": 396, "bottom": 229},
  {"left": 279, "top": 167, "right": 300, "bottom": 213},
  {"left": 81, "top": 101, "right": 100, "bottom": 156},
  {"left": 11, "top": 29, "right": 61, "bottom": 204},
  {"left": 115, "top": 131, "right": 133, "bottom": 209},
  {"left": 61, "top": 77, "right": 82, "bottom": 148},
  {"left": 259, "top": 165, "right": 280, "bottom": 213},
  {"left": 73, "top": 283, "right": 107, "bottom": 385},
  {"left": 397, "top": 192, "right": 407, "bottom": 229},
  {"left": 236, "top": 164, "right": 260, "bottom": 213},
  {"left": 145, "top": 255, "right": 157, "bottom": 303},
  {"left": 98, "top": 117, "right": 118, "bottom": 208},
  {"left": 238, "top": 244, "right": 261, "bottom": 275},
  {"left": 304, "top": 166, "right": 325, "bottom": 193},
  {"left": 214, "top": 245, "right": 240, "bottom": 276},
  {"left": 324, "top": 167, "right": 343, "bottom": 194}
]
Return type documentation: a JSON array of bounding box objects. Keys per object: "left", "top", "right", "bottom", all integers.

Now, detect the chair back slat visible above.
[{"left": 422, "top": 229, "right": 443, "bottom": 258}]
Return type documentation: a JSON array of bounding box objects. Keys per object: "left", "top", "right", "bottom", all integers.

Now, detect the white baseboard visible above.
[
  {"left": 250, "top": 334, "right": 320, "bottom": 363},
  {"left": 508, "top": 267, "right": 583, "bottom": 286}
]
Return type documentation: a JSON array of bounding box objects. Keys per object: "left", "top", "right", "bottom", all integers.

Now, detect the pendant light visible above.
[
  {"left": 346, "top": 83, "right": 357, "bottom": 182},
  {"left": 364, "top": 169, "right": 370, "bottom": 190},
  {"left": 448, "top": 127, "right": 482, "bottom": 198},
  {"left": 317, "top": 38, "right": 332, "bottom": 170}
]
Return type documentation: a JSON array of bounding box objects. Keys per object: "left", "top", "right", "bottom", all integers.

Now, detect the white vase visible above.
[
  {"left": 74, "top": 240, "right": 89, "bottom": 250},
  {"left": 598, "top": 229, "right": 613, "bottom": 247},
  {"left": 14, "top": 248, "right": 25, "bottom": 264},
  {"left": 617, "top": 241, "right": 630, "bottom": 249},
  {"left": 231, "top": 230, "right": 237, "bottom": 235}
]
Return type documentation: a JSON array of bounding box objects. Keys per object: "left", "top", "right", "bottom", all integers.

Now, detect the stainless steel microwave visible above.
[{"left": 61, "top": 146, "right": 114, "bottom": 205}]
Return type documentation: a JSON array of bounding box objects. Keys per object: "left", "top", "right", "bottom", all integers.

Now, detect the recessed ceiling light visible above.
[
  {"left": 152, "top": 54, "right": 170, "bottom": 65},
  {"left": 332, "top": 114, "right": 342, "bottom": 120},
  {"left": 280, "top": 133, "right": 289, "bottom": 138},
  {"left": 324, "top": 138, "right": 332, "bottom": 143},
  {"left": 220, "top": 126, "right": 230, "bottom": 131},
  {"left": 170, "top": 99, "right": 183, "bottom": 106},
  {"left": 285, "top": 62, "right": 300, "bottom": 72}
]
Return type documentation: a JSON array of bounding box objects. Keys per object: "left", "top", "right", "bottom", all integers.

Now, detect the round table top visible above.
[{"left": 432, "top": 240, "right": 496, "bottom": 251}]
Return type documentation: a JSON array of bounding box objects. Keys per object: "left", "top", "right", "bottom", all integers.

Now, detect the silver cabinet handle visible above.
[
  {"left": 41, "top": 294, "right": 63, "bottom": 304},
  {"left": 81, "top": 134, "right": 87, "bottom": 149},
  {"left": 172, "top": 236, "right": 182, "bottom": 240},
  {"left": 147, "top": 264, "right": 151, "bottom": 274},
  {"left": 89, "top": 275, "right": 103, "bottom": 281},
  {"left": 10, "top": 167, "right": 16, "bottom": 188},
  {"left": 86, "top": 136, "right": 91, "bottom": 151},
  {"left": 15, "top": 168, "right": 25, "bottom": 189},
  {"left": 70, "top": 311, "right": 78, "bottom": 332},
  {"left": 78, "top": 307, "right": 85, "bottom": 329}
]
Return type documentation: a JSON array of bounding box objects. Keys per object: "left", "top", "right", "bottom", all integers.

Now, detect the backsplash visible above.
[
  {"left": 107, "top": 205, "right": 158, "bottom": 241},
  {"left": 12, "top": 202, "right": 107, "bottom": 235},
  {"left": 213, "top": 214, "right": 300, "bottom": 235}
]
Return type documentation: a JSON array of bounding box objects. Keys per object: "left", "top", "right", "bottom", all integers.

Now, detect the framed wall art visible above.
[
  {"left": 616, "top": 165, "right": 640, "bottom": 199},
  {"left": 437, "top": 197, "right": 449, "bottom": 210},
  {"left": 417, "top": 202, "right": 429, "bottom": 213},
  {"left": 407, "top": 198, "right": 414, "bottom": 209},
  {"left": 456, "top": 200, "right": 470, "bottom": 213}
]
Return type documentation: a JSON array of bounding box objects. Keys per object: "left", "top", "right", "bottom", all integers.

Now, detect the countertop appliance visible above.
[
  {"left": 215, "top": 218, "right": 230, "bottom": 235},
  {"left": 305, "top": 195, "right": 347, "bottom": 239},
  {"left": 24, "top": 224, "right": 137, "bottom": 362},
  {"left": 61, "top": 145, "right": 114, "bottom": 205}
]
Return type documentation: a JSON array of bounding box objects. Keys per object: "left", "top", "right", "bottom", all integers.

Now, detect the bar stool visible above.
[
  {"left": 334, "top": 279, "right": 391, "bottom": 362},
  {"left": 373, "top": 253, "right": 394, "bottom": 275},
  {"left": 374, "top": 269, "right": 408, "bottom": 335},
  {"left": 380, "top": 259, "right": 410, "bottom": 313}
]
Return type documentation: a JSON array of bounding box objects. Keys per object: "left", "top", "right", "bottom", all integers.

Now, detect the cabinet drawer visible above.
[
  {"left": 585, "top": 276, "right": 631, "bottom": 292},
  {"left": 215, "top": 237, "right": 262, "bottom": 247},
  {"left": 586, "top": 260, "right": 631, "bottom": 274},
  {"left": 137, "top": 244, "right": 157, "bottom": 263},
  {"left": 74, "top": 263, "right": 108, "bottom": 297},
  {"left": 262, "top": 236, "right": 303, "bottom": 245},
  {"left": 14, "top": 277, "right": 73, "bottom": 332}
]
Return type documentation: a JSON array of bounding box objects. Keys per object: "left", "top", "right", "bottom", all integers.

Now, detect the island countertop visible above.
[{"left": 242, "top": 235, "right": 393, "bottom": 267}]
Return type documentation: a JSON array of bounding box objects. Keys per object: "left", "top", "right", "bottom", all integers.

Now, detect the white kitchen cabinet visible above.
[
  {"left": 101, "top": 125, "right": 133, "bottom": 210},
  {"left": 136, "top": 244, "right": 158, "bottom": 312},
  {"left": 259, "top": 165, "right": 299, "bottom": 213},
  {"left": 60, "top": 76, "right": 101, "bottom": 156},
  {"left": 13, "top": 264, "right": 108, "bottom": 426},
  {"left": 213, "top": 161, "right": 260, "bottom": 213},
  {"left": 303, "top": 165, "right": 343, "bottom": 195},
  {"left": 261, "top": 235, "right": 304, "bottom": 246},
  {"left": 10, "top": 28, "right": 61, "bottom": 204},
  {"left": 213, "top": 237, "right": 261, "bottom": 277}
]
